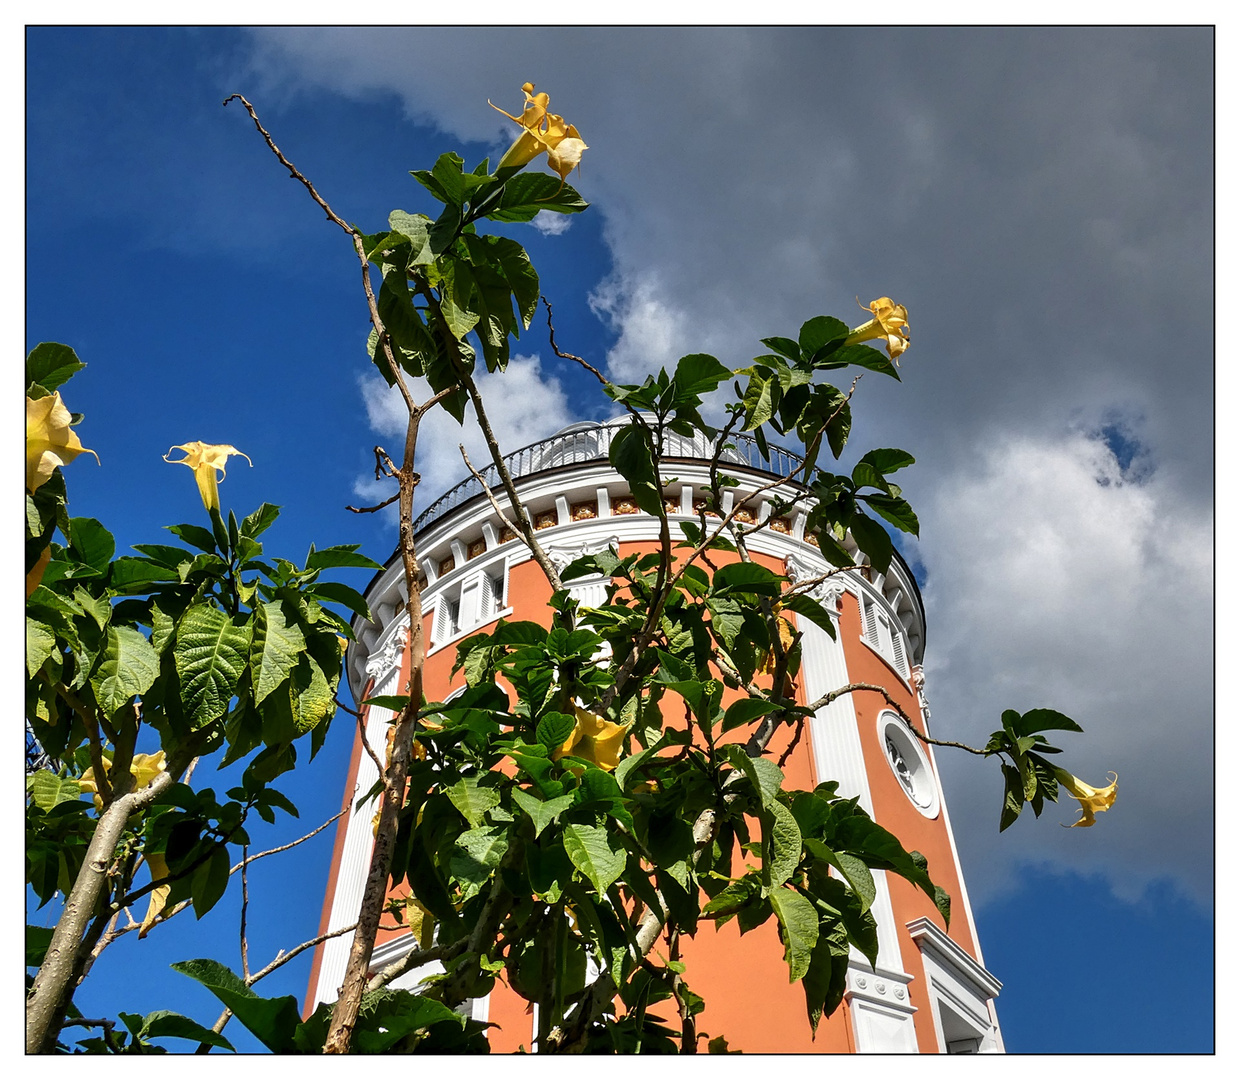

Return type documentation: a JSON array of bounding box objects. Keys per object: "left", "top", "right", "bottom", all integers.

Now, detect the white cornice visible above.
[
  {"left": 348, "top": 464, "right": 926, "bottom": 700},
  {"left": 906, "top": 916, "right": 1003, "bottom": 1000}
]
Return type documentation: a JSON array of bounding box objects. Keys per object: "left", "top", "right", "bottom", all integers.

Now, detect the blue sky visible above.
[{"left": 22, "top": 26, "right": 1213, "bottom": 1053}]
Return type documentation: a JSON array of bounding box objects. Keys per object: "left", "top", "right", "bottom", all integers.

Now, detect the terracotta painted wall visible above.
[{"left": 314, "top": 539, "right": 972, "bottom": 1052}]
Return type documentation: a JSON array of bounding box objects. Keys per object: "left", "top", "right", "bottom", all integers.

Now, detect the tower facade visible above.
[{"left": 308, "top": 420, "right": 1004, "bottom": 1053}]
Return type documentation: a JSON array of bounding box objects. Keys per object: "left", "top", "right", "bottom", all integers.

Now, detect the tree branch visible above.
[
  {"left": 542, "top": 295, "right": 607, "bottom": 385},
  {"left": 804, "top": 681, "right": 989, "bottom": 755}
]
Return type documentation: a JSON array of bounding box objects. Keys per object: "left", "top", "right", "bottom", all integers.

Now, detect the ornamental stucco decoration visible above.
[
  {"left": 783, "top": 553, "right": 846, "bottom": 610},
  {"left": 546, "top": 535, "right": 621, "bottom": 576},
  {"left": 365, "top": 622, "right": 408, "bottom": 681}
]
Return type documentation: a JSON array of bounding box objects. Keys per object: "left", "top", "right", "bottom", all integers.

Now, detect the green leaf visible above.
[
  {"left": 673, "top": 353, "right": 731, "bottom": 396},
  {"left": 132, "top": 1010, "right": 235, "bottom": 1051},
  {"left": 166, "top": 522, "right": 218, "bottom": 554},
  {"left": 475, "top": 233, "right": 541, "bottom": 330},
  {"left": 352, "top": 988, "right": 465, "bottom": 1052},
  {"left": 848, "top": 511, "right": 894, "bottom": 575},
  {"left": 290, "top": 654, "right": 336, "bottom": 734},
  {"left": 702, "top": 876, "right": 758, "bottom": 921},
  {"left": 190, "top": 845, "right": 231, "bottom": 918},
  {"left": 306, "top": 580, "right": 372, "bottom": 621},
  {"left": 609, "top": 423, "right": 663, "bottom": 516},
  {"left": 172, "top": 959, "right": 300, "bottom": 1053},
  {"left": 108, "top": 557, "right": 179, "bottom": 591},
  {"left": 861, "top": 493, "right": 920, "bottom": 536},
  {"left": 798, "top": 316, "right": 850, "bottom": 360},
  {"left": 765, "top": 800, "right": 803, "bottom": 887},
  {"left": 305, "top": 544, "right": 383, "bottom": 571},
  {"left": 450, "top": 825, "right": 510, "bottom": 900},
  {"left": 91, "top": 626, "right": 160, "bottom": 717},
  {"left": 817, "top": 342, "right": 900, "bottom": 380},
  {"left": 27, "top": 770, "right": 82, "bottom": 811},
  {"left": 769, "top": 887, "right": 819, "bottom": 982},
  {"left": 711, "top": 561, "right": 785, "bottom": 595},
  {"left": 410, "top": 151, "right": 467, "bottom": 206},
  {"left": 804, "top": 839, "right": 876, "bottom": 913},
  {"left": 511, "top": 788, "right": 575, "bottom": 838},
  {"left": 175, "top": 606, "right": 251, "bottom": 727},
  {"left": 439, "top": 257, "right": 481, "bottom": 340},
  {"left": 250, "top": 602, "right": 306, "bottom": 705},
  {"left": 1000, "top": 763, "right": 1024, "bottom": 832},
  {"left": 445, "top": 775, "right": 500, "bottom": 828},
  {"left": 857, "top": 447, "right": 916, "bottom": 475},
  {"left": 720, "top": 696, "right": 780, "bottom": 733},
  {"left": 741, "top": 373, "right": 775, "bottom": 429},
  {"left": 562, "top": 822, "right": 627, "bottom": 894},
  {"left": 536, "top": 711, "right": 576, "bottom": 751},
  {"left": 932, "top": 884, "right": 952, "bottom": 928},
  {"left": 1012, "top": 708, "right": 1083, "bottom": 737},
  {"left": 360, "top": 694, "right": 411, "bottom": 712},
  {"left": 67, "top": 516, "right": 115, "bottom": 572},
  {"left": 781, "top": 593, "right": 838, "bottom": 640},
  {"left": 27, "top": 342, "right": 85, "bottom": 393},
  {"left": 760, "top": 336, "right": 802, "bottom": 363},
  {"left": 485, "top": 173, "right": 588, "bottom": 222},
  {"left": 387, "top": 209, "right": 433, "bottom": 265},
  {"left": 26, "top": 617, "right": 57, "bottom": 677},
  {"left": 239, "top": 503, "right": 280, "bottom": 539},
  {"left": 26, "top": 924, "right": 55, "bottom": 968}
]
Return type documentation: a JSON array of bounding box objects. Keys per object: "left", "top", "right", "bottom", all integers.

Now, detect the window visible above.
[
  {"left": 480, "top": 572, "right": 505, "bottom": 617},
  {"left": 430, "top": 561, "right": 509, "bottom": 652},
  {"left": 439, "top": 596, "right": 460, "bottom": 641},
  {"left": 878, "top": 712, "right": 940, "bottom": 818},
  {"left": 859, "top": 593, "right": 910, "bottom": 678},
  {"left": 906, "top": 917, "right": 1003, "bottom": 1053}
]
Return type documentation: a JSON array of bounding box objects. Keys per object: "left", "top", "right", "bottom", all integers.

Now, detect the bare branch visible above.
[
  {"left": 459, "top": 444, "right": 523, "bottom": 540},
  {"left": 223, "top": 94, "right": 415, "bottom": 417},
  {"left": 542, "top": 295, "right": 607, "bottom": 385},
  {"left": 232, "top": 808, "right": 349, "bottom": 872},
  {"left": 365, "top": 938, "right": 467, "bottom": 993},
  {"left": 247, "top": 921, "right": 358, "bottom": 987},
  {"left": 805, "top": 681, "right": 989, "bottom": 755},
  {"left": 346, "top": 492, "right": 399, "bottom": 515},
  {"left": 357, "top": 708, "right": 385, "bottom": 779},
  {"left": 239, "top": 845, "right": 251, "bottom": 981}
]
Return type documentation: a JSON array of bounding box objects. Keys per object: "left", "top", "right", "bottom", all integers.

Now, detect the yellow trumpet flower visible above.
[
  {"left": 78, "top": 751, "right": 167, "bottom": 812},
  {"left": 140, "top": 850, "right": 171, "bottom": 938},
  {"left": 845, "top": 297, "right": 911, "bottom": 365},
  {"left": 552, "top": 706, "right": 628, "bottom": 772},
  {"left": 26, "top": 391, "right": 99, "bottom": 492},
  {"left": 163, "top": 441, "right": 251, "bottom": 513},
  {"left": 756, "top": 613, "right": 798, "bottom": 675},
  {"left": 491, "top": 81, "right": 588, "bottom": 184},
  {"left": 1054, "top": 768, "right": 1118, "bottom": 828}
]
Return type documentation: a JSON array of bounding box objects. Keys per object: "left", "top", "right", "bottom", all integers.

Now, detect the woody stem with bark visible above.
[
  {"left": 323, "top": 394, "right": 432, "bottom": 1053},
  {"left": 415, "top": 281, "right": 564, "bottom": 595},
  {"left": 227, "top": 91, "right": 442, "bottom": 1055},
  {"left": 26, "top": 770, "right": 174, "bottom": 1053}
]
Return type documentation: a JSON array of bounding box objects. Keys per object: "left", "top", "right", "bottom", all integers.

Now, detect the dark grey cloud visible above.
[{"left": 245, "top": 26, "right": 1213, "bottom": 906}]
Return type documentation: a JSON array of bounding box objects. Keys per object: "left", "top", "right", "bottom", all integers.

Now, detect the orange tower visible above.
[{"left": 308, "top": 420, "right": 1004, "bottom": 1053}]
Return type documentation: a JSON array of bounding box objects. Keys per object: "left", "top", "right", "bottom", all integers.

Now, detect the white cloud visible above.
[
  {"left": 917, "top": 428, "right": 1212, "bottom": 906},
  {"left": 358, "top": 353, "right": 574, "bottom": 507},
  {"left": 531, "top": 211, "right": 573, "bottom": 237},
  {"left": 248, "top": 27, "right": 1213, "bottom": 907},
  {"left": 589, "top": 272, "right": 695, "bottom": 384}
]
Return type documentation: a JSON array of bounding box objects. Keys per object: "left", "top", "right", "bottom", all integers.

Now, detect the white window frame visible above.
[
  {"left": 876, "top": 710, "right": 941, "bottom": 819},
  {"left": 906, "top": 917, "right": 1004, "bottom": 1053},
  {"left": 428, "top": 555, "right": 513, "bottom": 656},
  {"left": 859, "top": 591, "right": 911, "bottom": 679}
]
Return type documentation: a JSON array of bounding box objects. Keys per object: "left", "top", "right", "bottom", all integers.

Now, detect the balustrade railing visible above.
[{"left": 411, "top": 420, "right": 806, "bottom": 535}]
